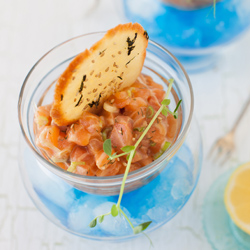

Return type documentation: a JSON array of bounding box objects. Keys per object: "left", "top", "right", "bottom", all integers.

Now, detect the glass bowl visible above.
[
  {"left": 18, "top": 32, "right": 202, "bottom": 240},
  {"left": 122, "top": 0, "right": 250, "bottom": 72}
]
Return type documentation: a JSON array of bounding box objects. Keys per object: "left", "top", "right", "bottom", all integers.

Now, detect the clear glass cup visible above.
[
  {"left": 122, "top": 0, "right": 250, "bottom": 72},
  {"left": 18, "top": 32, "right": 202, "bottom": 240}
]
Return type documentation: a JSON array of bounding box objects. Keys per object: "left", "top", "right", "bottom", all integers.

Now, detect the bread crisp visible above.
[{"left": 51, "top": 23, "right": 149, "bottom": 126}]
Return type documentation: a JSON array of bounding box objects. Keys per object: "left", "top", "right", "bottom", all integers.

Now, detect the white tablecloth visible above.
[{"left": 1, "top": 0, "right": 250, "bottom": 249}]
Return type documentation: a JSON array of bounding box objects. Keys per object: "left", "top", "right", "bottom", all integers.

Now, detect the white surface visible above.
[{"left": 1, "top": 0, "right": 250, "bottom": 249}]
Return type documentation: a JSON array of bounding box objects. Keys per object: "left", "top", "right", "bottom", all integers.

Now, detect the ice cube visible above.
[
  {"left": 93, "top": 202, "right": 133, "bottom": 236},
  {"left": 67, "top": 195, "right": 115, "bottom": 235},
  {"left": 171, "top": 178, "right": 192, "bottom": 200},
  {"left": 147, "top": 206, "right": 170, "bottom": 226}
]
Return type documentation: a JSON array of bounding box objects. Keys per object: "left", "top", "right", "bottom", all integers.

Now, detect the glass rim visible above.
[{"left": 18, "top": 31, "right": 194, "bottom": 185}]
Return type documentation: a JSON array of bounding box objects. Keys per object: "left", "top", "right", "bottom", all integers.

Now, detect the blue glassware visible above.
[
  {"left": 122, "top": 0, "right": 250, "bottom": 71},
  {"left": 18, "top": 33, "right": 202, "bottom": 240}
]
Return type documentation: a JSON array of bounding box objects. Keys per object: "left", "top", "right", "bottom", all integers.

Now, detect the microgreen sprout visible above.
[
  {"left": 213, "top": 0, "right": 217, "bottom": 18},
  {"left": 89, "top": 78, "right": 182, "bottom": 242},
  {"left": 207, "top": 0, "right": 217, "bottom": 18}
]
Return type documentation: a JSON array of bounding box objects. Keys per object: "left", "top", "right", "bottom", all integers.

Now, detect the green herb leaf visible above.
[
  {"left": 67, "top": 161, "right": 85, "bottom": 172},
  {"left": 154, "top": 141, "right": 171, "bottom": 160},
  {"left": 153, "top": 151, "right": 162, "bottom": 160},
  {"left": 174, "top": 100, "right": 182, "bottom": 113},
  {"left": 103, "top": 139, "right": 112, "bottom": 156},
  {"left": 111, "top": 204, "right": 118, "bottom": 217},
  {"left": 89, "top": 218, "right": 97, "bottom": 228},
  {"left": 162, "top": 141, "right": 171, "bottom": 151},
  {"left": 161, "top": 99, "right": 170, "bottom": 106},
  {"left": 121, "top": 145, "right": 135, "bottom": 153},
  {"left": 99, "top": 215, "right": 105, "bottom": 223},
  {"left": 133, "top": 221, "right": 152, "bottom": 234},
  {"left": 146, "top": 106, "right": 154, "bottom": 118},
  {"left": 133, "top": 127, "right": 145, "bottom": 132},
  {"left": 161, "top": 106, "right": 168, "bottom": 116}
]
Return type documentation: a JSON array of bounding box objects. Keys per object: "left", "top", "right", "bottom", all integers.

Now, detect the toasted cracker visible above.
[{"left": 51, "top": 23, "right": 149, "bottom": 126}]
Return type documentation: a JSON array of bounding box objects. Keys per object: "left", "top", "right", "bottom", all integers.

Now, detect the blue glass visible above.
[
  {"left": 203, "top": 170, "right": 250, "bottom": 250},
  {"left": 123, "top": 0, "right": 250, "bottom": 71},
  {"left": 18, "top": 33, "right": 202, "bottom": 241},
  {"left": 20, "top": 140, "right": 201, "bottom": 239}
]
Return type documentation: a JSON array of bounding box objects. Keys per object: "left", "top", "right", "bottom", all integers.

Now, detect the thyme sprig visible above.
[{"left": 89, "top": 78, "right": 182, "bottom": 238}]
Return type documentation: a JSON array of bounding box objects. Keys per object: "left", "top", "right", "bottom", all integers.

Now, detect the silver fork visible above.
[{"left": 208, "top": 95, "right": 250, "bottom": 164}]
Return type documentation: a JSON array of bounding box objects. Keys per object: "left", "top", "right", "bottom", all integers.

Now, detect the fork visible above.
[{"left": 208, "top": 95, "right": 250, "bottom": 164}]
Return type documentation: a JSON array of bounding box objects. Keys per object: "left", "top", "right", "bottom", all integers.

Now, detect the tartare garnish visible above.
[{"left": 89, "top": 79, "right": 182, "bottom": 238}]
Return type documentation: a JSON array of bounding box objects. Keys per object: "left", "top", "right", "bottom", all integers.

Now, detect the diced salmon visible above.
[
  {"left": 100, "top": 110, "right": 117, "bottom": 127},
  {"left": 117, "top": 160, "right": 141, "bottom": 175},
  {"left": 151, "top": 88, "right": 165, "bottom": 103},
  {"left": 110, "top": 116, "right": 133, "bottom": 150},
  {"left": 56, "top": 162, "right": 68, "bottom": 171},
  {"left": 147, "top": 118, "right": 168, "bottom": 154},
  {"left": 125, "top": 97, "right": 148, "bottom": 114},
  {"left": 70, "top": 146, "right": 96, "bottom": 175},
  {"left": 36, "top": 125, "right": 74, "bottom": 162},
  {"left": 36, "top": 125, "right": 60, "bottom": 152},
  {"left": 34, "top": 73, "right": 179, "bottom": 176},
  {"left": 138, "top": 156, "right": 153, "bottom": 167},
  {"left": 148, "top": 95, "right": 161, "bottom": 110},
  {"left": 88, "top": 138, "right": 114, "bottom": 170},
  {"left": 96, "top": 161, "right": 122, "bottom": 176},
  {"left": 112, "top": 91, "right": 131, "bottom": 109},
  {"left": 79, "top": 111, "right": 103, "bottom": 134},
  {"left": 144, "top": 75, "right": 164, "bottom": 89},
  {"left": 67, "top": 123, "right": 91, "bottom": 146},
  {"left": 55, "top": 132, "right": 75, "bottom": 161},
  {"left": 132, "top": 145, "right": 148, "bottom": 163},
  {"left": 130, "top": 82, "right": 151, "bottom": 101},
  {"left": 88, "top": 138, "right": 103, "bottom": 154},
  {"left": 167, "top": 113, "right": 178, "bottom": 140},
  {"left": 129, "top": 162, "right": 142, "bottom": 172},
  {"left": 34, "top": 104, "right": 52, "bottom": 129}
]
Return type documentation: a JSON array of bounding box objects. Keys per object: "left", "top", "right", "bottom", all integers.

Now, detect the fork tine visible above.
[
  {"left": 212, "top": 145, "right": 225, "bottom": 163},
  {"left": 207, "top": 140, "right": 220, "bottom": 160},
  {"left": 219, "top": 149, "right": 233, "bottom": 166}
]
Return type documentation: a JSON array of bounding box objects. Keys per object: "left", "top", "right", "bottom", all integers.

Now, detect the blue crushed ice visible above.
[
  {"left": 27, "top": 143, "right": 196, "bottom": 237},
  {"left": 123, "top": 0, "right": 250, "bottom": 49},
  {"left": 67, "top": 195, "right": 111, "bottom": 235},
  {"left": 93, "top": 202, "right": 133, "bottom": 236}
]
